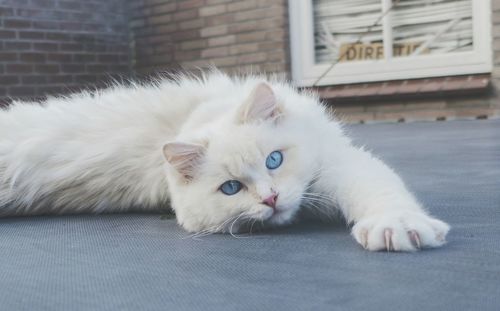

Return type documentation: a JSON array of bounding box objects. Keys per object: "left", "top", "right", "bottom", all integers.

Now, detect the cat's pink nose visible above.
[{"left": 262, "top": 193, "right": 278, "bottom": 209}]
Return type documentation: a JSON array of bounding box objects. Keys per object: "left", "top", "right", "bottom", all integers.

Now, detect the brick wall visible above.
[
  {"left": 130, "top": 0, "right": 289, "bottom": 76},
  {"left": 0, "top": 0, "right": 131, "bottom": 105},
  {"left": 2, "top": 0, "right": 498, "bottom": 123}
]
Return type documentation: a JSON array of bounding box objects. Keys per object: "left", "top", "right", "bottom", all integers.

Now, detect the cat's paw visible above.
[{"left": 351, "top": 211, "right": 450, "bottom": 252}]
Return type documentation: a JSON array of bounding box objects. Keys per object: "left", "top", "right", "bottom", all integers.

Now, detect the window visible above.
[{"left": 289, "top": 0, "right": 492, "bottom": 86}]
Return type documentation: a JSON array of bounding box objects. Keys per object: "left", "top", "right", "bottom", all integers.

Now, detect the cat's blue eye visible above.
[
  {"left": 220, "top": 180, "right": 243, "bottom": 195},
  {"left": 266, "top": 150, "right": 283, "bottom": 170}
]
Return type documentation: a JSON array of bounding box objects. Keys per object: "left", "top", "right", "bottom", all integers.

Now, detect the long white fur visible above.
[{"left": 0, "top": 71, "right": 449, "bottom": 251}]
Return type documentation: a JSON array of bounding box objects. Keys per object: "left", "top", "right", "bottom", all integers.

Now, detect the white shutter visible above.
[{"left": 314, "top": 0, "right": 473, "bottom": 64}]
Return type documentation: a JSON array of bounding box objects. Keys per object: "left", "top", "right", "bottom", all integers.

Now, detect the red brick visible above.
[
  {"left": 28, "top": 0, "right": 55, "bottom": 9},
  {"left": 178, "top": 0, "right": 204, "bottom": 10},
  {"left": 6, "top": 64, "right": 34, "bottom": 74},
  {"left": 35, "top": 64, "right": 60, "bottom": 74},
  {"left": 201, "top": 25, "right": 228, "bottom": 37},
  {"left": 32, "top": 20, "right": 59, "bottom": 30},
  {"left": 201, "top": 47, "right": 229, "bottom": 58},
  {"left": 227, "top": 0, "right": 257, "bottom": 12},
  {"left": 378, "top": 81, "right": 403, "bottom": 95},
  {"left": 178, "top": 19, "right": 204, "bottom": 30},
  {"left": 210, "top": 56, "right": 238, "bottom": 67},
  {"left": 47, "top": 75, "right": 74, "bottom": 83},
  {"left": 229, "top": 43, "right": 259, "bottom": 55},
  {"left": 98, "top": 54, "right": 120, "bottom": 63},
  {"left": 20, "top": 53, "right": 46, "bottom": 63},
  {"left": 33, "top": 42, "right": 59, "bottom": 51},
  {"left": 171, "top": 29, "right": 199, "bottom": 40},
  {"left": 199, "top": 5, "right": 226, "bottom": 17},
  {"left": 60, "top": 43, "right": 85, "bottom": 51},
  {"left": 180, "top": 39, "right": 207, "bottom": 50},
  {"left": 47, "top": 54, "right": 73, "bottom": 63},
  {"left": 230, "top": 20, "right": 258, "bottom": 33},
  {"left": 46, "top": 32, "right": 72, "bottom": 41},
  {"left": 74, "top": 75, "right": 98, "bottom": 83},
  {"left": 9, "top": 86, "right": 36, "bottom": 97},
  {"left": 22, "top": 75, "right": 47, "bottom": 84},
  {"left": 147, "top": 14, "right": 174, "bottom": 26},
  {"left": 355, "top": 84, "right": 382, "bottom": 97},
  {"left": 419, "top": 78, "right": 444, "bottom": 93},
  {"left": 4, "top": 42, "right": 31, "bottom": 51},
  {"left": 3, "top": 19, "right": 31, "bottom": 29},
  {"left": 173, "top": 9, "right": 198, "bottom": 22},
  {"left": 236, "top": 31, "right": 267, "bottom": 43},
  {"left": 61, "top": 64, "right": 85, "bottom": 73},
  {"left": 37, "top": 86, "right": 65, "bottom": 96},
  {"left": 399, "top": 79, "right": 423, "bottom": 94},
  {"left": 0, "top": 52, "right": 18, "bottom": 62},
  {"left": 73, "top": 54, "right": 96, "bottom": 62},
  {"left": 464, "top": 75, "right": 490, "bottom": 90},
  {"left": 174, "top": 50, "right": 200, "bottom": 62},
  {"left": 205, "top": 14, "right": 234, "bottom": 26},
  {"left": 237, "top": 52, "right": 267, "bottom": 64},
  {"left": 0, "top": 76, "right": 20, "bottom": 85},
  {"left": 86, "top": 64, "right": 109, "bottom": 73},
  {"left": 153, "top": 3, "right": 177, "bottom": 15},
  {"left": 206, "top": 0, "right": 232, "bottom": 4},
  {"left": 208, "top": 35, "right": 235, "bottom": 47},
  {"left": 0, "top": 30, "right": 16, "bottom": 39},
  {"left": 58, "top": 1, "right": 83, "bottom": 10},
  {"left": 0, "top": 7, "right": 14, "bottom": 16},
  {"left": 441, "top": 77, "right": 467, "bottom": 91}
]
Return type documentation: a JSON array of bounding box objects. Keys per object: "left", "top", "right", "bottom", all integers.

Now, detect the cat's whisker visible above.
[
  {"left": 301, "top": 196, "right": 332, "bottom": 206},
  {"left": 300, "top": 192, "right": 338, "bottom": 220},
  {"left": 183, "top": 228, "right": 213, "bottom": 240},
  {"left": 184, "top": 215, "right": 239, "bottom": 240},
  {"left": 302, "top": 191, "right": 333, "bottom": 200},
  {"left": 303, "top": 197, "right": 333, "bottom": 207},
  {"left": 229, "top": 212, "right": 254, "bottom": 239},
  {"left": 249, "top": 218, "right": 258, "bottom": 234},
  {"left": 302, "top": 194, "right": 331, "bottom": 201},
  {"left": 216, "top": 215, "right": 239, "bottom": 233},
  {"left": 302, "top": 199, "right": 337, "bottom": 221}
]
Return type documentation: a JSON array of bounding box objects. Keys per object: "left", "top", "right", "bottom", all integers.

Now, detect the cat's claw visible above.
[
  {"left": 384, "top": 228, "right": 392, "bottom": 251},
  {"left": 351, "top": 211, "right": 450, "bottom": 252},
  {"left": 408, "top": 229, "right": 421, "bottom": 249}
]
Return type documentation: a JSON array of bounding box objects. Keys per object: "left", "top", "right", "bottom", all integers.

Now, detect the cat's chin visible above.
[
  {"left": 266, "top": 209, "right": 287, "bottom": 222},
  {"left": 227, "top": 206, "right": 300, "bottom": 234},
  {"left": 265, "top": 205, "right": 300, "bottom": 226}
]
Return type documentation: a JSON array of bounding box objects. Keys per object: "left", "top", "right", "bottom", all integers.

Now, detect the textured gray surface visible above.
[{"left": 0, "top": 119, "right": 499, "bottom": 310}]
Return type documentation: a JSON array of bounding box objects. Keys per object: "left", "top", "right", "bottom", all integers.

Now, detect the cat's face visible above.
[{"left": 163, "top": 83, "right": 314, "bottom": 233}]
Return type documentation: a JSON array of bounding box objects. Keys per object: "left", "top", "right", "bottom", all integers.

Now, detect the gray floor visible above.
[{"left": 0, "top": 120, "right": 499, "bottom": 311}]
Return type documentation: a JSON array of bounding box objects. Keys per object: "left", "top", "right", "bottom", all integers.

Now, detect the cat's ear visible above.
[
  {"left": 237, "top": 83, "right": 283, "bottom": 124},
  {"left": 162, "top": 141, "right": 206, "bottom": 181}
]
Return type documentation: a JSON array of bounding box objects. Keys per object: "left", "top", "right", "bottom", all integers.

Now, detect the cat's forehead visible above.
[
  {"left": 203, "top": 123, "right": 285, "bottom": 178},
  {"left": 204, "top": 134, "right": 264, "bottom": 176},
  {"left": 212, "top": 140, "right": 262, "bottom": 174}
]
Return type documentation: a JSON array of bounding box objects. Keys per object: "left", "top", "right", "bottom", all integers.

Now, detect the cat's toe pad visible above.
[{"left": 351, "top": 212, "right": 450, "bottom": 252}]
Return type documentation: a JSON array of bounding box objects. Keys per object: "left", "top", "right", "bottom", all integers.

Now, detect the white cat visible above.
[{"left": 0, "top": 71, "right": 449, "bottom": 251}]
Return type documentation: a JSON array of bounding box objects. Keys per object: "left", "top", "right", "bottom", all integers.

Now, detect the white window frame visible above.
[{"left": 289, "top": 0, "right": 492, "bottom": 87}]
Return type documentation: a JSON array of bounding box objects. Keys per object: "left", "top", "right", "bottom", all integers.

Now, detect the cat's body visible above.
[{"left": 0, "top": 72, "right": 449, "bottom": 251}]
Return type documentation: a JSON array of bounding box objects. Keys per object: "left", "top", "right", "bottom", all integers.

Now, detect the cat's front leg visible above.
[{"left": 316, "top": 143, "right": 450, "bottom": 251}]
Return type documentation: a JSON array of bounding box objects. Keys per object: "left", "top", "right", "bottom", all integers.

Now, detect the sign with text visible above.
[{"left": 339, "top": 42, "right": 425, "bottom": 61}]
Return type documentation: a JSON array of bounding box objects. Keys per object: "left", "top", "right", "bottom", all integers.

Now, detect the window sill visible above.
[{"left": 308, "top": 74, "right": 490, "bottom": 102}]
